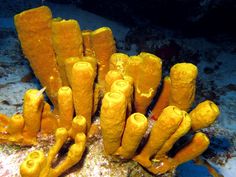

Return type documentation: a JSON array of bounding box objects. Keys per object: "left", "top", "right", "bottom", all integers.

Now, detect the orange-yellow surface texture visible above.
[
  {"left": 82, "top": 30, "right": 95, "bottom": 57},
  {"left": 52, "top": 19, "right": 83, "bottom": 85},
  {"left": 100, "top": 92, "right": 126, "bottom": 155},
  {"left": 91, "top": 27, "right": 116, "bottom": 84},
  {"left": 190, "top": 100, "right": 220, "bottom": 131},
  {"left": 169, "top": 63, "right": 198, "bottom": 111},
  {"left": 115, "top": 113, "right": 148, "bottom": 159},
  {"left": 71, "top": 62, "right": 95, "bottom": 132},
  {"left": 151, "top": 76, "right": 171, "bottom": 120},
  {"left": 133, "top": 106, "right": 183, "bottom": 168},
  {"left": 14, "top": 6, "right": 62, "bottom": 106},
  {"left": 125, "top": 53, "right": 162, "bottom": 114}
]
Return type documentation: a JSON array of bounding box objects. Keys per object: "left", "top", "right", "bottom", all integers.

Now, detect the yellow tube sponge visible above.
[
  {"left": 135, "top": 52, "right": 162, "bottom": 114},
  {"left": 83, "top": 56, "right": 97, "bottom": 76},
  {"left": 50, "top": 133, "right": 86, "bottom": 177},
  {"left": 93, "top": 83, "right": 102, "bottom": 115},
  {"left": 20, "top": 128, "right": 86, "bottom": 177},
  {"left": 40, "top": 128, "right": 69, "bottom": 177},
  {"left": 169, "top": 63, "right": 198, "bottom": 111},
  {"left": 58, "top": 86, "right": 74, "bottom": 130},
  {"left": 14, "top": 6, "right": 62, "bottom": 106},
  {"left": 173, "top": 132, "right": 210, "bottom": 166},
  {"left": 110, "top": 79, "right": 133, "bottom": 116},
  {"left": 148, "top": 132, "right": 210, "bottom": 174},
  {"left": 190, "top": 100, "right": 220, "bottom": 131},
  {"left": 100, "top": 92, "right": 127, "bottom": 155},
  {"left": 155, "top": 111, "right": 191, "bottom": 158},
  {"left": 125, "top": 53, "right": 162, "bottom": 114},
  {"left": 40, "top": 102, "right": 58, "bottom": 135},
  {"left": 125, "top": 55, "right": 143, "bottom": 113},
  {"left": 20, "top": 159, "right": 41, "bottom": 177},
  {"left": 151, "top": 76, "right": 171, "bottom": 120},
  {"left": 105, "top": 70, "right": 123, "bottom": 92},
  {"left": 20, "top": 150, "right": 46, "bottom": 177},
  {"left": 123, "top": 75, "right": 134, "bottom": 85},
  {"left": 125, "top": 55, "right": 143, "bottom": 84},
  {"left": 0, "top": 113, "right": 9, "bottom": 132},
  {"left": 71, "top": 61, "right": 95, "bottom": 132},
  {"left": 64, "top": 57, "right": 81, "bottom": 86},
  {"left": 91, "top": 27, "right": 116, "bottom": 84},
  {"left": 133, "top": 106, "right": 183, "bottom": 168},
  {"left": 82, "top": 30, "right": 95, "bottom": 57},
  {"left": 22, "top": 89, "right": 44, "bottom": 144},
  {"left": 65, "top": 56, "right": 96, "bottom": 87},
  {"left": 68, "top": 115, "right": 87, "bottom": 139},
  {"left": 115, "top": 113, "right": 148, "bottom": 159},
  {"left": 52, "top": 19, "right": 83, "bottom": 86},
  {"left": 7, "top": 114, "right": 24, "bottom": 142},
  {"left": 147, "top": 132, "right": 209, "bottom": 175},
  {"left": 123, "top": 75, "right": 134, "bottom": 113},
  {"left": 46, "top": 128, "right": 68, "bottom": 167},
  {"left": 109, "top": 53, "right": 129, "bottom": 73}
]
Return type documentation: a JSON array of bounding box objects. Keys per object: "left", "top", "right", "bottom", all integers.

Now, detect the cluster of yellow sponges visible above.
[
  {"left": 0, "top": 5, "right": 221, "bottom": 176},
  {"left": 20, "top": 128, "right": 86, "bottom": 177}
]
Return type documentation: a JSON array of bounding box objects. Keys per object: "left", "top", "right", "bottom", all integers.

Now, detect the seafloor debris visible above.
[{"left": 0, "top": 5, "right": 221, "bottom": 177}]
